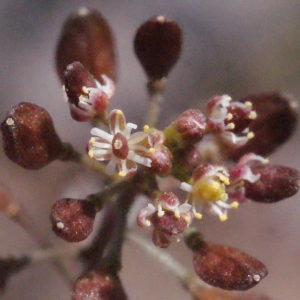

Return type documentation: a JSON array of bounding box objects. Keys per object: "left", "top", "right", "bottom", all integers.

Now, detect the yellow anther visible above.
[
  {"left": 143, "top": 125, "right": 150, "bottom": 132},
  {"left": 219, "top": 175, "right": 230, "bottom": 186},
  {"left": 248, "top": 111, "right": 257, "bottom": 119},
  {"left": 230, "top": 201, "right": 239, "bottom": 209},
  {"left": 89, "top": 137, "right": 95, "bottom": 145},
  {"left": 116, "top": 109, "right": 122, "bottom": 115},
  {"left": 157, "top": 15, "right": 166, "bottom": 23},
  {"left": 220, "top": 214, "right": 228, "bottom": 222},
  {"left": 245, "top": 101, "right": 252, "bottom": 107},
  {"left": 184, "top": 215, "right": 191, "bottom": 224},
  {"left": 149, "top": 148, "right": 155, "bottom": 155},
  {"left": 226, "top": 113, "right": 233, "bottom": 121},
  {"left": 223, "top": 95, "right": 232, "bottom": 102},
  {"left": 247, "top": 132, "right": 255, "bottom": 139},
  {"left": 157, "top": 210, "right": 165, "bottom": 218},
  {"left": 82, "top": 86, "right": 89, "bottom": 94},
  {"left": 145, "top": 220, "right": 151, "bottom": 227},
  {"left": 88, "top": 150, "right": 94, "bottom": 158},
  {"left": 118, "top": 171, "right": 126, "bottom": 177},
  {"left": 220, "top": 193, "right": 228, "bottom": 201},
  {"left": 195, "top": 213, "right": 203, "bottom": 220},
  {"left": 174, "top": 210, "right": 180, "bottom": 219},
  {"left": 227, "top": 123, "right": 235, "bottom": 130},
  {"left": 262, "top": 158, "right": 269, "bottom": 164}
]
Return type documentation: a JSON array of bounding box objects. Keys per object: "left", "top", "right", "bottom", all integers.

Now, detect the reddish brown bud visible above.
[
  {"left": 50, "top": 198, "right": 96, "bottom": 243},
  {"left": 134, "top": 15, "right": 182, "bottom": 79},
  {"left": 1, "top": 102, "right": 63, "bottom": 170},
  {"left": 171, "top": 146, "right": 202, "bottom": 181},
  {"left": 244, "top": 164, "right": 300, "bottom": 203},
  {"left": 72, "top": 271, "right": 128, "bottom": 300},
  {"left": 185, "top": 230, "right": 268, "bottom": 291},
  {"left": 221, "top": 92, "right": 298, "bottom": 161},
  {"left": 56, "top": 8, "right": 117, "bottom": 84},
  {"left": 146, "top": 145, "right": 172, "bottom": 176},
  {"left": 164, "top": 109, "right": 207, "bottom": 149}
]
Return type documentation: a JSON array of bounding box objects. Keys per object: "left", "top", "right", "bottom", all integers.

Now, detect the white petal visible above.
[
  {"left": 180, "top": 182, "right": 193, "bottom": 192},
  {"left": 91, "top": 128, "right": 113, "bottom": 143}
]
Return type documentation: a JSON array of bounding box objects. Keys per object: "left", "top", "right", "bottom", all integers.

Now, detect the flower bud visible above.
[
  {"left": 56, "top": 7, "right": 117, "bottom": 84},
  {"left": 1, "top": 102, "right": 63, "bottom": 170},
  {"left": 221, "top": 92, "right": 298, "bottom": 161},
  {"left": 134, "top": 15, "right": 182, "bottom": 79},
  {"left": 64, "top": 61, "right": 115, "bottom": 122},
  {"left": 145, "top": 145, "right": 172, "bottom": 176},
  {"left": 72, "top": 270, "right": 128, "bottom": 300},
  {"left": 185, "top": 230, "right": 268, "bottom": 291},
  {"left": 164, "top": 109, "right": 207, "bottom": 149},
  {"left": 244, "top": 164, "right": 300, "bottom": 203},
  {"left": 50, "top": 198, "right": 96, "bottom": 243}
]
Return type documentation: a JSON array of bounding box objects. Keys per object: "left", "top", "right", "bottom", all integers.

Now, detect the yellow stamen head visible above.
[
  {"left": 220, "top": 214, "right": 228, "bottom": 222},
  {"left": 89, "top": 137, "right": 95, "bottom": 145},
  {"left": 195, "top": 212, "right": 203, "bottom": 220},
  {"left": 247, "top": 132, "right": 255, "bottom": 139},
  {"left": 118, "top": 171, "right": 126, "bottom": 177},
  {"left": 82, "top": 86, "right": 89, "bottom": 94},
  {"left": 245, "top": 101, "right": 252, "bottom": 107},
  {"left": 88, "top": 150, "right": 94, "bottom": 158},
  {"left": 116, "top": 109, "right": 122, "bottom": 115},
  {"left": 230, "top": 201, "right": 239, "bottom": 209},
  {"left": 143, "top": 125, "right": 150, "bottom": 132},
  {"left": 226, "top": 113, "right": 233, "bottom": 121},
  {"left": 248, "top": 111, "right": 257, "bottom": 119},
  {"left": 149, "top": 148, "right": 155, "bottom": 155}
]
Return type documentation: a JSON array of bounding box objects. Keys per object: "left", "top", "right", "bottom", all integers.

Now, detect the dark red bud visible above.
[
  {"left": 164, "top": 109, "right": 207, "bottom": 149},
  {"left": 152, "top": 228, "right": 171, "bottom": 248},
  {"left": 221, "top": 92, "right": 298, "bottom": 161},
  {"left": 64, "top": 61, "right": 98, "bottom": 105},
  {"left": 134, "top": 15, "right": 182, "bottom": 79},
  {"left": 151, "top": 210, "right": 187, "bottom": 235},
  {"left": 244, "top": 164, "right": 300, "bottom": 203},
  {"left": 50, "top": 198, "right": 96, "bottom": 243},
  {"left": 56, "top": 8, "right": 117, "bottom": 84},
  {"left": 146, "top": 145, "right": 172, "bottom": 176},
  {"left": 1, "top": 102, "right": 63, "bottom": 170},
  {"left": 72, "top": 271, "right": 128, "bottom": 300},
  {"left": 185, "top": 230, "right": 268, "bottom": 291}
]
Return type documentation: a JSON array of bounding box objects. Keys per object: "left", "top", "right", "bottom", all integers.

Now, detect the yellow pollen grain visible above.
[
  {"left": 88, "top": 150, "right": 94, "bottom": 158},
  {"left": 227, "top": 123, "right": 235, "bottom": 130},
  {"left": 82, "top": 86, "right": 89, "bottom": 94},
  {"left": 149, "top": 148, "right": 155, "bottom": 155},
  {"left": 230, "top": 201, "right": 239, "bottom": 209},
  {"left": 116, "top": 109, "right": 122, "bottom": 115},
  {"left": 220, "top": 176, "right": 230, "bottom": 185},
  {"left": 143, "top": 125, "right": 150, "bottom": 132},
  {"left": 226, "top": 113, "right": 233, "bottom": 120},
  {"left": 195, "top": 213, "right": 202, "bottom": 220},
  {"left": 220, "top": 193, "right": 228, "bottom": 201},
  {"left": 247, "top": 132, "right": 255, "bottom": 139},
  {"left": 174, "top": 211, "right": 180, "bottom": 219},
  {"left": 245, "top": 101, "right": 252, "bottom": 107},
  {"left": 89, "top": 137, "right": 95, "bottom": 145},
  {"left": 248, "top": 111, "right": 257, "bottom": 119},
  {"left": 118, "top": 171, "right": 126, "bottom": 177},
  {"left": 220, "top": 214, "right": 228, "bottom": 222}
]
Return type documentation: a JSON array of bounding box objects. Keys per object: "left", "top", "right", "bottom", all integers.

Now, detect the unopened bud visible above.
[
  {"left": 72, "top": 270, "right": 128, "bottom": 300},
  {"left": 1, "top": 103, "right": 63, "bottom": 170},
  {"left": 50, "top": 198, "right": 96, "bottom": 243},
  {"left": 244, "top": 164, "right": 300, "bottom": 203},
  {"left": 185, "top": 230, "right": 268, "bottom": 290},
  {"left": 164, "top": 109, "right": 207, "bottom": 149},
  {"left": 56, "top": 8, "right": 117, "bottom": 84},
  {"left": 134, "top": 15, "right": 182, "bottom": 79}
]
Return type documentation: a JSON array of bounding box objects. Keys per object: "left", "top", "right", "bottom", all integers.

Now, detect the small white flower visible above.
[{"left": 88, "top": 109, "right": 153, "bottom": 176}]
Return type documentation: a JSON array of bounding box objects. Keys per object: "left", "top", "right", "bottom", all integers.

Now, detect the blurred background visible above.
[{"left": 0, "top": 0, "right": 300, "bottom": 299}]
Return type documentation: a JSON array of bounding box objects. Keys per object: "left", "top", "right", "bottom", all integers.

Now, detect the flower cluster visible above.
[{"left": 0, "top": 7, "right": 299, "bottom": 300}]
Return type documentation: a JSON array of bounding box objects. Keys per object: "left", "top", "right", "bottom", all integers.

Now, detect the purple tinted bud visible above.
[
  {"left": 244, "top": 164, "right": 300, "bottom": 203},
  {"left": 134, "top": 15, "right": 182, "bottom": 79},
  {"left": 50, "top": 198, "right": 96, "bottom": 243}
]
